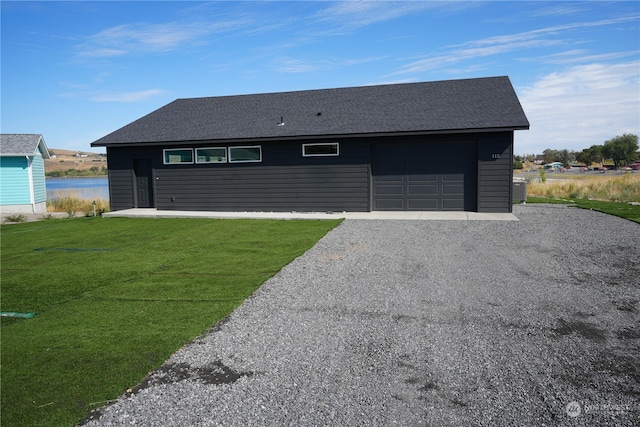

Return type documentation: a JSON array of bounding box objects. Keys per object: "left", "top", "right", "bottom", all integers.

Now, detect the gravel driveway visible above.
[{"left": 84, "top": 204, "right": 639, "bottom": 426}]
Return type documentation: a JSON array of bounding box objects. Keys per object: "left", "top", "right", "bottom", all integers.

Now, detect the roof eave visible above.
[
  {"left": 36, "top": 135, "right": 51, "bottom": 159},
  {"left": 91, "top": 125, "right": 530, "bottom": 148}
]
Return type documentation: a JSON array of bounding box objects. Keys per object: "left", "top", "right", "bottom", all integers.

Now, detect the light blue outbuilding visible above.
[{"left": 0, "top": 134, "right": 51, "bottom": 214}]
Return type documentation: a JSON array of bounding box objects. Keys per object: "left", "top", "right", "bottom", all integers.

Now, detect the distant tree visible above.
[
  {"left": 588, "top": 144, "right": 604, "bottom": 164},
  {"left": 602, "top": 134, "right": 639, "bottom": 168},
  {"left": 513, "top": 155, "right": 524, "bottom": 169},
  {"left": 543, "top": 149, "right": 562, "bottom": 163},
  {"left": 576, "top": 150, "right": 592, "bottom": 167},
  {"left": 560, "top": 149, "right": 574, "bottom": 167},
  {"left": 576, "top": 145, "right": 602, "bottom": 167}
]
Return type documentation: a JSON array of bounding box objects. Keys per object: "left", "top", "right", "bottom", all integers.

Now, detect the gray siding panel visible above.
[
  {"left": 107, "top": 151, "right": 135, "bottom": 211},
  {"left": 477, "top": 133, "right": 513, "bottom": 213},
  {"left": 107, "top": 142, "right": 370, "bottom": 212}
]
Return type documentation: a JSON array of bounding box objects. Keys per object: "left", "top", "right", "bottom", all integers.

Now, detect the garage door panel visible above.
[
  {"left": 408, "top": 199, "right": 439, "bottom": 210},
  {"left": 443, "top": 184, "right": 464, "bottom": 195},
  {"left": 443, "top": 172, "right": 465, "bottom": 181},
  {"left": 375, "top": 198, "right": 404, "bottom": 210},
  {"left": 375, "top": 174, "right": 404, "bottom": 182},
  {"left": 375, "top": 185, "right": 404, "bottom": 195},
  {"left": 442, "top": 199, "right": 465, "bottom": 210},
  {"left": 408, "top": 184, "right": 438, "bottom": 195},
  {"left": 408, "top": 173, "right": 438, "bottom": 182}
]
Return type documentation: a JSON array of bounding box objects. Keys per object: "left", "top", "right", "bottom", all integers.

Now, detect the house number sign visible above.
[{"left": 491, "top": 154, "right": 501, "bottom": 159}]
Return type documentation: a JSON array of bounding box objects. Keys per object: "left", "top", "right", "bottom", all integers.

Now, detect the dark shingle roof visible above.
[
  {"left": 0, "top": 134, "right": 50, "bottom": 158},
  {"left": 91, "top": 76, "right": 529, "bottom": 147}
]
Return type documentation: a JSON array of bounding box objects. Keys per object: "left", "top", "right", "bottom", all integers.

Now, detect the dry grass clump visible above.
[
  {"left": 527, "top": 173, "right": 640, "bottom": 203},
  {"left": 47, "top": 189, "right": 110, "bottom": 217}
]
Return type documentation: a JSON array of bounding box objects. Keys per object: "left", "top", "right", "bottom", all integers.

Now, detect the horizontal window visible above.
[
  {"left": 303, "top": 143, "right": 339, "bottom": 157},
  {"left": 229, "top": 146, "right": 262, "bottom": 163},
  {"left": 196, "top": 147, "right": 227, "bottom": 164},
  {"left": 163, "top": 149, "right": 193, "bottom": 164}
]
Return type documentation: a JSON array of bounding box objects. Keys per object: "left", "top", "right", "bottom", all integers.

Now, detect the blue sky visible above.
[{"left": 2, "top": 1, "right": 638, "bottom": 155}]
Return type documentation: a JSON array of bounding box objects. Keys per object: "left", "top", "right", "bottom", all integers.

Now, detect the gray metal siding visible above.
[
  {"left": 106, "top": 132, "right": 515, "bottom": 213},
  {"left": 477, "top": 133, "right": 514, "bottom": 213},
  {"left": 107, "top": 141, "right": 370, "bottom": 212},
  {"left": 106, "top": 148, "right": 137, "bottom": 211}
]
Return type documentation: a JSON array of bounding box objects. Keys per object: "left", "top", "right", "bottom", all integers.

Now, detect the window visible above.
[
  {"left": 303, "top": 143, "right": 339, "bottom": 157},
  {"left": 229, "top": 146, "right": 262, "bottom": 163},
  {"left": 196, "top": 147, "right": 227, "bottom": 163},
  {"left": 163, "top": 149, "right": 193, "bottom": 164}
]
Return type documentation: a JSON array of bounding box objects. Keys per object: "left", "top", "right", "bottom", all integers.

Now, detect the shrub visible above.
[
  {"left": 3, "top": 214, "right": 27, "bottom": 223},
  {"left": 47, "top": 190, "right": 110, "bottom": 216}
]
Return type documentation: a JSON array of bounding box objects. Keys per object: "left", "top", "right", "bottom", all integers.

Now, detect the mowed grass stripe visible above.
[{"left": 1, "top": 217, "right": 340, "bottom": 427}]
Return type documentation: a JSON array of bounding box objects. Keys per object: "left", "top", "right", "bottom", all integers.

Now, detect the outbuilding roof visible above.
[
  {"left": 91, "top": 76, "right": 529, "bottom": 147},
  {"left": 0, "top": 134, "right": 51, "bottom": 159}
]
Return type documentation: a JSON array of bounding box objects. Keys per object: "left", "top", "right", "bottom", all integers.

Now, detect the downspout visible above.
[{"left": 26, "top": 155, "right": 36, "bottom": 213}]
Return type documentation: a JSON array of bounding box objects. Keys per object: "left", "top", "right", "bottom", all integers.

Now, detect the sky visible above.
[{"left": 2, "top": 1, "right": 639, "bottom": 155}]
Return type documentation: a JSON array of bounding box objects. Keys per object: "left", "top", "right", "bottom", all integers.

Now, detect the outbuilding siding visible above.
[
  {"left": 0, "top": 156, "right": 31, "bottom": 205},
  {"left": 0, "top": 134, "right": 51, "bottom": 213},
  {"left": 31, "top": 153, "right": 47, "bottom": 203}
]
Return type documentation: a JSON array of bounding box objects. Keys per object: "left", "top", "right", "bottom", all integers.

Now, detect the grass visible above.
[
  {"left": 526, "top": 173, "right": 640, "bottom": 203},
  {"left": 1, "top": 217, "right": 340, "bottom": 426},
  {"left": 524, "top": 173, "right": 640, "bottom": 223},
  {"left": 526, "top": 197, "right": 640, "bottom": 223},
  {"left": 47, "top": 189, "right": 110, "bottom": 217}
]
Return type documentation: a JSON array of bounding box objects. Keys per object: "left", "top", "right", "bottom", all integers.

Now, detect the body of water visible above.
[{"left": 46, "top": 177, "right": 109, "bottom": 200}]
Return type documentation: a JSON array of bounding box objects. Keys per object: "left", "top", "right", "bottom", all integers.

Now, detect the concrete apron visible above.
[{"left": 102, "top": 208, "right": 518, "bottom": 221}]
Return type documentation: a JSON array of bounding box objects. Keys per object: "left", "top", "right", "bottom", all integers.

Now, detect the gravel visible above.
[{"left": 83, "top": 204, "right": 640, "bottom": 426}]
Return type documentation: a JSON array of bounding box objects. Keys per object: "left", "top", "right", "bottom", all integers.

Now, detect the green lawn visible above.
[
  {"left": 1, "top": 217, "right": 340, "bottom": 426},
  {"left": 526, "top": 197, "right": 640, "bottom": 223}
]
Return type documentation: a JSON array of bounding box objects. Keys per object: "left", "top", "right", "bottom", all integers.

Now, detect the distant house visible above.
[
  {"left": 0, "top": 134, "right": 51, "bottom": 214},
  {"left": 92, "top": 76, "right": 529, "bottom": 213},
  {"left": 544, "top": 162, "right": 564, "bottom": 171}
]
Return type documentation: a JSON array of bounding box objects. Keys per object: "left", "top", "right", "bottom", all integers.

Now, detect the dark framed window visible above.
[
  {"left": 196, "top": 147, "right": 227, "bottom": 163},
  {"left": 303, "top": 143, "right": 339, "bottom": 157},
  {"left": 163, "top": 148, "right": 193, "bottom": 164},
  {"left": 229, "top": 146, "right": 262, "bottom": 163}
]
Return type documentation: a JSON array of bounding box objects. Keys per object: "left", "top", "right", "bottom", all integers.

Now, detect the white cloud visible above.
[
  {"left": 275, "top": 58, "right": 318, "bottom": 73},
  {"left": 78, "top": 48, "right": 126, "bottom": 58},
  {"left": 76, "top": 19, "right": 248, "bottom": 58},
  {"left": 313, "top": 1, "right": 470, "bottom": 34},
  {"left": 391, "top": 14, "right": 640, "bottom": 76},
  {"left": 89, "top": 89, "right": 166, "bottom": 103},
  {"left": 273, "top": 55, "right": 384, "bottom": 73},
  {"left": 515, "top": 61, "right": 640, "bottom": 154},
  {"left": 393, "top": 39, "right": 561, "bottom": 75},
  {"left": 316, "top": 1, "right": 426, "bottom": 28}
]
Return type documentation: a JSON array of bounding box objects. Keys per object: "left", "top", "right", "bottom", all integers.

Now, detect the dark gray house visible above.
[{"left": 91, "top": 76, "right": 529, "bottom": 213}]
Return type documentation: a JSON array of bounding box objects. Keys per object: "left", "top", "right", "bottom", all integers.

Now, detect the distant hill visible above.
[{"left": 45, "top": 148, "right": 107, "bottom": 174}]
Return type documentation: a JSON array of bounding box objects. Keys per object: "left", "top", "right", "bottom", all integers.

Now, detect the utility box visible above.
[{"left": 513, "top": 181, "right": 527, "bottom": 203}]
